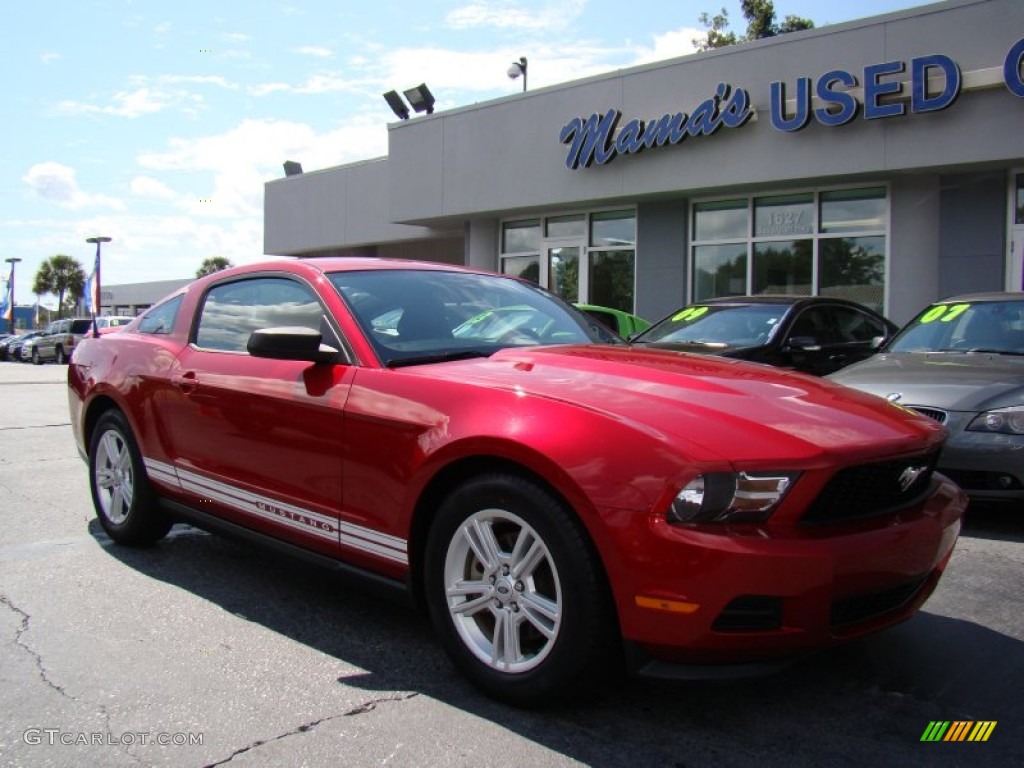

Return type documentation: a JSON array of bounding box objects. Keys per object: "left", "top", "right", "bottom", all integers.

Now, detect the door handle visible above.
[{"left": 171, "top": 371, "right": 198, "bottom": 393}]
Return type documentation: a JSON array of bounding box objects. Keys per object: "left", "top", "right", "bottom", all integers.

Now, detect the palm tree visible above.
[
  {"left": 32, "top": 254, "right": 86, "bottom": 319},
  {"left": 196, "top": 256, "right": 234, "bottom": 278}
]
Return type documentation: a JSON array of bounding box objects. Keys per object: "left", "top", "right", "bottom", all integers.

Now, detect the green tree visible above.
[
  {"left": 196, "top": 256, "right": 234, "bottom": 278},
  {"left": 694, "top": 1, "right": 814, "bottom": 51},
  {"left": 32, "top": 254, "right": 86, "bottom": 319}
]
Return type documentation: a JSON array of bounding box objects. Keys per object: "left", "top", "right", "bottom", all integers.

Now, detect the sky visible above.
[{"left": 2, "top": 0, "right": 928, "bottom": 310}]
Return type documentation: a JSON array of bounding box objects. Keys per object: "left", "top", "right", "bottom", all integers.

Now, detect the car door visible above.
[
  {"left": 160, "top": 274, "right": 353, "bottom": 557},
  {"left": 780, "top": 306, "right": 840, "bottom": 375},
  {"left": 822, "top": 304, "right": 892, "bottom": 371}
]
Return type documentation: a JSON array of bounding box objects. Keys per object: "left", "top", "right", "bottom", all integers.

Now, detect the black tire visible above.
[
  {"left": 424, "top": 473, "right": 617, "bottom": 706},
  {"left": 55, "top": 346, "right": 66, "bottom": 364},
  {"left": 31, "top": 348, "right": 41, "bottom": 365},
  {"left": 89, "top": 410, "right": 172, "bottom": 545}
]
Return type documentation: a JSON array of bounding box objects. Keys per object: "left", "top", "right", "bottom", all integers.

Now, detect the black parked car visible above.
[{"left": 631, "top": 295, "right": 899, "bottom": 376}]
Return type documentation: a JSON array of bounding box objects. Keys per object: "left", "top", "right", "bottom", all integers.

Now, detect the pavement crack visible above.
[
  {"left": 203, "top": 693, "right": 418, "bottom": 767},
  {"left": 0, "top": 593, "right": 73, "bottom": 700},
  {"left": 343, "top": 692, "right": 418, "bottom": 716}
]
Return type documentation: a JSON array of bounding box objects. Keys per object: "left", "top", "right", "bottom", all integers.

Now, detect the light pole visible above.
[
  {"left": 85, "top": 236, "right": 111, "bottom": 328},
  {"left": 507, "top": 56, "right": 527, "bottom": 92},
  {"left": 4, "top": 257, "right": 21, "bottom": 333}
]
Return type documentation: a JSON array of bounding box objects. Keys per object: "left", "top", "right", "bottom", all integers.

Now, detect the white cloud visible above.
[
  {"left": 249, "top": 71, "right": 361, "bottom": 96},
  {"left": 630, "top": 27, "right": 702, "bottom": 65},
  {"left": 40, "top": 52, "right": 60, "bottom": 64},
  {"left": 162, "top": 74, "right": 239, "bottom": 90},
  {"left": 446, "top": 0, "right": 586, "bottom": 31},
  {"left": 131, "top": 176, "right": 178, "bottom": 200},
  {"left": 137, "top": 116, "right": 389, "bottom": 219},
  {"left": 294, "top": 46, "right": 333, "bottom": 58},
  {"left": 56, "top": 86, "right": 202, "bottom": 119},
  {"left": 22, "top": 162, "right": 125, "bottom": 211}
]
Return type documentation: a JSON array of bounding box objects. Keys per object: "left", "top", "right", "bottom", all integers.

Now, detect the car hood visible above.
[
  {"left": 829, "top": 351, "right": 1024, "bottom": 411},
  {"left": 415, "top": 345, "right": 943, "bottom": 465}
]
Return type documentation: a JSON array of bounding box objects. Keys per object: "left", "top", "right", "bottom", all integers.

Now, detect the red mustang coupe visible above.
[{"left": 68, "top": 258, "right": 965, "bottom": 705}]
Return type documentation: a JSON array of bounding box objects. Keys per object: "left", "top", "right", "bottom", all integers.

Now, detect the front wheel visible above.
[
  {"left": 424, "top": 474, "right": 618, "bottom": 706},
  {"left": 31, "top": 348, "right": 41, "bottom": 365},
  {"left": 55, "top": 346, "right": 67, "bottom": 364},
  {"left": 89, "top": 410, "right": 171, "bottom": 545}
]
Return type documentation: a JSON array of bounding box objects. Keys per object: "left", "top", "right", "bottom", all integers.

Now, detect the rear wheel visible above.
[
  {"left": 89, "top": 410, "right": 171, "bottom": 545},
  {"left": 424, "top": 474, "right": 617, "bottom": 706},
  {"left": 55, "top": 346, "right": 67, "bottom": 364}
]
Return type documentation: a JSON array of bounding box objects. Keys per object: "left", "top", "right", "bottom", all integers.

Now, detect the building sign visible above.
[
  {"left": 559, "top": 83, "right": 753, "bottom": 171},
  {"left": 561, "top": 37, "right": 1024, "bottom": 171}
]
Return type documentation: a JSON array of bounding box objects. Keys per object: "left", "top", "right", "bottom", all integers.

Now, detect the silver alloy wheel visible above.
[
  {"left": 94, "top": 428, "right": 135, "bottom": 525},
  {"left": 443, "top": 508, "right": 562, "bottom": 673}
]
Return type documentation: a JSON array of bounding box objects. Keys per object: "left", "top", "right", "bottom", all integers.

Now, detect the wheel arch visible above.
[
  {"left": 406, "top": 454, "right": 620, "bottom": 639},
  {"left": 82, "top": 394, "right": 126, "bottom": 456}
]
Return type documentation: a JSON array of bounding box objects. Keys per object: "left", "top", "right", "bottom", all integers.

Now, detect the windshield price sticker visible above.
[
  {"left": 919, "top": 303, "right": 971, "bottom": 323},
  {"left": 672, "top": 306, "right": 710, "bottom": 323}
]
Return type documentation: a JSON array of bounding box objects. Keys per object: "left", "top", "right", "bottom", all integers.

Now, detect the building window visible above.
[
  {"left": 501, "top": 209, "right": 637, "bottom": 312},
  {"left": 691, "top": 186, "right": 887, "bottom": 312}
]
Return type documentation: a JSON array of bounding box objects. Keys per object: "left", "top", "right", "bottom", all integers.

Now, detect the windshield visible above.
[
  {"left": 328, "top": 269, "right": 621, "bottom": 366},
  {"left": 636, "top": 304, "right": 785, "bottom": 348},
  {"left": 888, "top": 299, "right": 1024, "bottom": 354}
]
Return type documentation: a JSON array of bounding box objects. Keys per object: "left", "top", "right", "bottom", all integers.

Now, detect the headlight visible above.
[
  {"left": 668, "top": 471, "right": 800, "bottom": 524},
  {"left": 967, "top": 406, "right": 1024, "bottom": 435}
]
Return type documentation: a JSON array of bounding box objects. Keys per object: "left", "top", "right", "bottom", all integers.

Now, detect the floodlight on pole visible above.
[{"left": 85, "top": 236, "right": 111, "bottom": 333}]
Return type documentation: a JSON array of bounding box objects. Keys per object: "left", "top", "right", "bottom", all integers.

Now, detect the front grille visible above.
[
  {"left": 802, "top": 450, "right": 940, "bottom": 524},
  {"left": 909, "top": 406, "right": 948, "bottom": 424},
  {"left": 831, "top": 576, "right": 927, "bottom": 628}
]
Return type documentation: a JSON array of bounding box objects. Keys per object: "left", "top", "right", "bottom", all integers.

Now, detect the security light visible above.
[
  {"left": 383, "top": 90, "right": 411, "bottom": 120},
  {"left": 402, "top": 83, "right": 435, "bottom": 114}
]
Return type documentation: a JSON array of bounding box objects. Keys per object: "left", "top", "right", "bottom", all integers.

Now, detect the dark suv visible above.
[{"left": 31, "top": 318, "right": 94, "bottom": 364}]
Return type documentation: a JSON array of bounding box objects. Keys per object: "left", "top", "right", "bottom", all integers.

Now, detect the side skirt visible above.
[{"left": 159, "top": 498, "right": 415, "bottom": 607}]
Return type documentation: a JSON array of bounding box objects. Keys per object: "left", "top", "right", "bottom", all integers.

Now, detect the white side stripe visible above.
[{"left": 142, "top": 457, "right": 407, "bottom": 564}]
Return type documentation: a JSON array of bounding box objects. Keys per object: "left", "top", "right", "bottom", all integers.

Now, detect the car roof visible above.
[
  {"left": 937, "top": 292, "right": 1024, "bottom": 303},
  {"left": 694, "top": 295, "right": 863, "bottom": 308}
]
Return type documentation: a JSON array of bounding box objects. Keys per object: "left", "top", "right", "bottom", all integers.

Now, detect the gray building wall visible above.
[
  {"left": 635, "top": 199, "right": 689, "bottom": 322},
  {"left": 384, "top": 0, "right": 1024, "bottom": 226},
  {"left": 103, "top": 279, "right": 190, "bottom": 316},
  {"left": 937, "top": 171, "right": 1008, "bottom": 300}
]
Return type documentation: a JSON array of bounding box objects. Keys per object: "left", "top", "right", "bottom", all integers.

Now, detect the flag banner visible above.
[
  {"left": 0, "top": 278, "right": 10, "bottom": 321},
  {"left": 85, "top": 270, "right": 97, "bottom": 313}
]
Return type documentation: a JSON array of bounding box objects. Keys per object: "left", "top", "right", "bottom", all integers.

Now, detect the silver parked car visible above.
[
  {"left": 830, "top": 292, "right": 1024, "bottom": 506},
  {"left": 30, "top": 318, "right": 94, "bottom": 364}
]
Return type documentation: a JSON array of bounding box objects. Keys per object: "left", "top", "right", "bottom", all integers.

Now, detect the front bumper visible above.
[
  {"left": 602, "top": 474, "right": 965, "bottom": 671},
  {"left": 939, "top": 415, "right": 1024, "bottom": 503}
]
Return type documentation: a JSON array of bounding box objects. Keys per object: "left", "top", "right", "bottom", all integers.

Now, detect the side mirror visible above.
[
  {"left": 247, "top": 327, "right": 339, "bottom": 364},
  {"left": 870, "top": 335, "right": 888, "bottom": 350},
  {"left": 787, "top": 335, "right": 822, "bottom": 352}
]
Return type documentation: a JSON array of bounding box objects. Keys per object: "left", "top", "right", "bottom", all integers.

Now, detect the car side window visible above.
[
  {"left": 139, "top": 295, "right": 183, "bottom": 335},
  {"left": 195, "top": 277, "right": 323, "bottom": 353},
  {"left": 789, "top": 308, "right": 835, "bottom": 344},
  {"left": 830, "top": 307, "right": 885, "bottom": 343}
]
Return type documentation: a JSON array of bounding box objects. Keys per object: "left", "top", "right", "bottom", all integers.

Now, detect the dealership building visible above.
[{"left": 261, "top": 0, "right": 1024, "bottom": 326}]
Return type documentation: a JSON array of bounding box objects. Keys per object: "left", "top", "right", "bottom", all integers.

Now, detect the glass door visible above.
[
  {"left": 1010, "top": 170, "right": 1024, "bottom": 292},
  {"left": 546, "top": 243, "right": 581, "bottom": 303}
]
